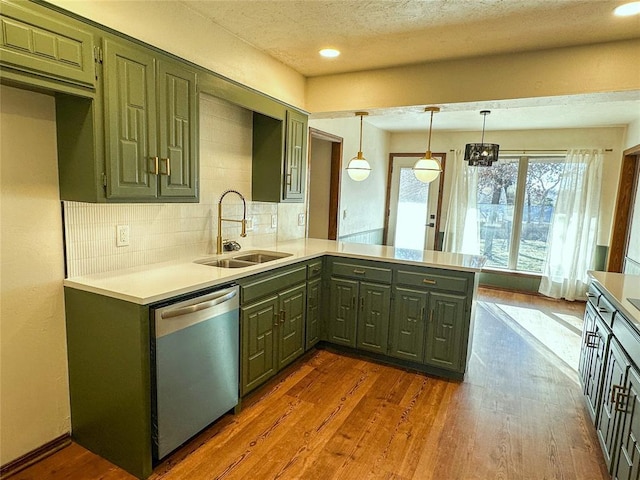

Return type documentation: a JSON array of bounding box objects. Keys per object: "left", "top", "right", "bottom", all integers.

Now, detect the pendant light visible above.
[
  {"left": 464, "top": 110, "right": 499, "bottom": 167},
  {"left": 413, "top": 106, "right": 442, "bottom": 183},
  {"left": 346, "top": 112, "right": 371, "bottom": 181}
]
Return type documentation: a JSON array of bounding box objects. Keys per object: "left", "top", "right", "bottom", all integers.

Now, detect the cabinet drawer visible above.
[
  {"left": 586, "top": 283, "right": 601, "bottom": 308},
  {"left": 597, "top": 294, "right": 616, "bottom": 327},
  {"left": 307, "top": 260, "right": 323, "bottom": 279},
  {"left": 240, "top": 265, "right": 307, "bottom": 304},
  {"left": 0, "top": 0, "right": 95, "bottom": 88},
  {"left": 331, "top": 261, "right": 392, "bottom": 284},
  {"left": 395, "top": 269, "right": 468, "bottom": 293}
]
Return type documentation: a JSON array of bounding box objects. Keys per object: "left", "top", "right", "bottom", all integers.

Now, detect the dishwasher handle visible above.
[{"left": 161, "top": 289, "right": 237, "bottom": 320}]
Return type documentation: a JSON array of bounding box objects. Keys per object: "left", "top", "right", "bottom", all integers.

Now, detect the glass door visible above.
[{"left": 387, "top": 156, "right": 442, "bottom": 250}]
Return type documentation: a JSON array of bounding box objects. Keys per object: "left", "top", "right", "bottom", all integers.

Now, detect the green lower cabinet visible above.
[
  {"left": 241, "top": 295, "right": 278, "bottom": 396},
  {"left": 306, "top": 277, "right": 322, "bottom": 349},
  {"left": 612, "top": 365, "right": 640, "bottom": 479},
  {"left": 424, "top": 291, "right": 466, "bottom": 371},
  {"left": 389, "top": 287, "right": 427, "bottom": 363},
  {"left": 241, "top": 283, "right": 306, "bottom": 396},
  {"left": 278, "top": 284, "right": 306, "bottom": 370},
  {"left": 356, "top": 282, "right": 391, "bottom": 355},
  {"left": 328, "top": 278, "right": 358, "bottom": 347},
  {"left": 596, "top": 338, "right": 630, "bottom": 470}
]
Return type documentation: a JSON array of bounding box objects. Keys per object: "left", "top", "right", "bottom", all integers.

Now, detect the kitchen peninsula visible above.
[{"left": 63, "top": 238, "right": 485, "bottom": 479}]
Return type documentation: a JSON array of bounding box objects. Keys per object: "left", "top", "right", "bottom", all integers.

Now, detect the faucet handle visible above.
[{"left": 223, "top": 240, "right": 241, "bottom": 252}]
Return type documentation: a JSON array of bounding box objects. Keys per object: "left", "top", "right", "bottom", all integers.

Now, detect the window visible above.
[{"left": 477, "top": 156, "right": 564, "bottom": 273}]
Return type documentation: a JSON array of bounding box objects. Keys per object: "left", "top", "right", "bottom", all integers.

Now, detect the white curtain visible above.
[
  {"left": 539, "top": 149, "right": 603, "bottom": 301},
  {"left": 442, "top": 149, "right": 480, "bottom": 255}
]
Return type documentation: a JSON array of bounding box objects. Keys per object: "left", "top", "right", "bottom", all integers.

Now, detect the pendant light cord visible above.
[
  {"left": 359, "top": 114, "right": 363, "bottom": 155},
  {"left": 426, "top": 110, "right": 434, "bottom": 154}
]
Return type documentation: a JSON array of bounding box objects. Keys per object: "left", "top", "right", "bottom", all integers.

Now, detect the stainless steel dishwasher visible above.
[{"left": 151, "top": 285, "right": 239, "bottom": 460}]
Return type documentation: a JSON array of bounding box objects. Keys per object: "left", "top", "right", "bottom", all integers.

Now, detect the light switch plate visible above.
[
  {"left": 297, "top": 213, "right": 305, "bottom": 226},
  {"left": 116, "top": 225, "right": 130, "bottom": 247},
  {"left": 271, "top": 214, "right": 277, "bottom": 229}
]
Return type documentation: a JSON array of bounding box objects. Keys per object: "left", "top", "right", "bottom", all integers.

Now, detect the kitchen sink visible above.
[{"left": 196, "top": 250, "right": 292, "bottom": 268}]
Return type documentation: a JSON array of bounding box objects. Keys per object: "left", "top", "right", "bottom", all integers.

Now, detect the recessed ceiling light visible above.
[
  {"left": 319, "top": 48, "right": 340, "bottom": 58},
  {"left": 614, "top": 1, "right": 640, "bottom": 16}
]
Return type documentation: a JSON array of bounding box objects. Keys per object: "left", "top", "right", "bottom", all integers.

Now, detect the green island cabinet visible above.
[
  {"left": 326, "top": 256, "right": 476, "bottom": 379},
  {"left": 306, "top": 259, "right": 324, "bottom": 349},
  {"left": 57, "top": 36, "right": 198, "bottom": 203},
  {"left": 0, "top": 0, "right": 95, "bottom": 92},
  {"left": 328, "top": 258, "right": 392, "bottom": 354},
  {"left": 252, "top": 108, "right": 308, "bottom": 203},
  {"left": 239, "top": 264, "right": 307, "bottom": 395},
  {"left": 578, "top": 279, "right": 640, "bottom": 479}
]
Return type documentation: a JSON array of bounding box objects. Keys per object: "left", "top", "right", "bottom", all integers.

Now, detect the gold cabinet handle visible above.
[
  {"left": 359, "top": 297, "right": 364, "bottom": 310},
  {"left": 280, "top": 310, "right": 286, "bottom": 325},
  {"left": 161, "top": 158, "right": 171, "bottom": 176},
  {"left": 351, "top": 296, "right": 356, "bottom": 309},
  {"left": 150, "top": 156, "right": 159, "bottom": 175},
  {"left": 353, "top": 269, "right": 366, "bottom": 275},
  {"left": 420, "top": 306, "right": 425, "bottom": 322},
  {"left": 286, "top": 173, "right": 292, "bottom": 188},
  {"left": 423, "top": 279, "right": 437, "bottom": 285}
]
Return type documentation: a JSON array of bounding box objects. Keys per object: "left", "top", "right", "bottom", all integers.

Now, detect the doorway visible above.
[
  {"left": 307, "top": 128, "right": 342, "bottom": 240},
  {"left": 384, "top": 153, "right": 446, "bottom": 250},
  {"left": 608, "top": 144, "right": 640, "bottom": 273}
]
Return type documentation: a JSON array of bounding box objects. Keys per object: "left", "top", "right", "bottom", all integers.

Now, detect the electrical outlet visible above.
[
  {"left": 246, "top": 217, "right": 254, "bottom": 231},
  {"left": 343, "top": 209, "right": 347, "bottom": 219},
  {"left": 297, "top": 213, "right": 305, "bottom": 226},
  {"left": 116, "top": 225, "right": 130, "bottom": 247},
  {"left": 271, "top": 214, "right": 277, "bottom": 229}
]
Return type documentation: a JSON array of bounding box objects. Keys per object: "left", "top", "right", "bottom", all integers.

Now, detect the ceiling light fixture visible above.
[
  {"left": 614, "top": 1, "right": 640, "bottom": 16},
  {"left": 319, "top": 48, "right": 340, "bottom": 58},
  {"left": 464, "top": 110, "right": 500, "bottom": 167},
  {"left": 413, "top": 106, "right": 442, "bottom": 183},
  {"left": 346, "top": 112, "right": 371, "bottom": 181}
]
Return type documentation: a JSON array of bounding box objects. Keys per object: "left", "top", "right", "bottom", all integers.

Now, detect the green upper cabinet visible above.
[
  {"left": 0, "top": 0, "right": 95, "bottom": 92},
  {"left": 283, "top": 109, "right": 307, "bottom": 201},
  {"left": 252, "top": 108, "right": 308, "bottom": 203},
  {"left": 103, "top": 38, "right": 198, "bottom": 201}
]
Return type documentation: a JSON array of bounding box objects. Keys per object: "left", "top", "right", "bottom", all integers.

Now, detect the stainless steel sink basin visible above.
[
  {"left": 233, "top": 252, "right": 292, "bottom": 263},
  {"left": 195, "top": 250, "right": 292, "bottom": 268},
  {"left": 199, "top": 259, "right": 256, "bottom": 269}
]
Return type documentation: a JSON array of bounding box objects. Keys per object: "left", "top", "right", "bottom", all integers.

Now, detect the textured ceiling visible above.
[
  {"left": 181, "top": 0, "right": 640, "bottom": 77},
  {"left": 177, "top": 0, "right": 639, "bottom": 131}
]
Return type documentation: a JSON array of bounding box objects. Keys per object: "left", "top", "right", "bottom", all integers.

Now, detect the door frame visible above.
[
  {"left": 307, "top": 128, "right": 343, "bottom": 240},
  {"left": 608, "top": 144, "right": 640, "bottom": 272},
  {"left": 383, "top": 152, "right": 447, "bottom": 249}
]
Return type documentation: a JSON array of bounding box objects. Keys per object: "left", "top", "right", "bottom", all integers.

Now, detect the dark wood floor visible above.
[{"left": 11, "top": 289, "right": 609, "bottom": 480}]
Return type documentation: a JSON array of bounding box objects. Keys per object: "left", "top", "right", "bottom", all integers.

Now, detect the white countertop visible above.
[
  {"left": 588, "top": 271, "right": 640, "bottom": 328},
  {"left": 63, "top": 238, "right": 486, "bottom": 305}
]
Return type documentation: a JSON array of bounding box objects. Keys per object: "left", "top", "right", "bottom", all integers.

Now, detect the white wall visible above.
[
  {"left": 390, "top": 127, "right": 627, "bottom": 246},
  {"left": 47, "top": 0, "right": 306, "bottom": 110},
  {"left": 309, "top": 117, "right": 391, "bottom": 238},
  {"left": 626, "top": 118, "right": 640, "bottom": 149},
  {"left": 0, "top": 86, "right": 70, "bottom": 464}
]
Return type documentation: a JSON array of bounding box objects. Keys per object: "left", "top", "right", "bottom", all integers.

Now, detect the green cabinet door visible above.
[
  {"left": 356, "top": 282, "right": 391, "bottom": 355},
  {"left": 157, "top": 60, "right": 198, "bottom": 198},
  {"left": 306, "top": 277, "right": 322, "bottom": 349},
  {"left": 0, "top": 0, "right": 95, "bottom": 88},
  {"left": 612, "top": 366, "right": 640, "bottom": 480},
  {"left": 596, "top": 338, "right": 630, "bottom": 470},
  {"left": 103, "top": 38, "right": 158, "bottom": 199},
  {"left": 278, "top": 284, "right": 306, "bottom": 370},
  {"left": 424, "top": 292, "right": 466, "bottom": 372},
  {"left": 583, "top": 315, "right": 611, "bottom": 422},
  {"left": 241, "top": 295, "right": 278, "bottom": 396},
  {"left": 579, "top": 301, "right": 599, "bottom": 388},
  {"left": 389, "top": 287, "right": 427, "bottom": 363},
  {"left": 283, "top": 109, "right": 307, "bottom": 202},
  {"left": 328, "top": 277, "right": 358, "bottom": 347}
]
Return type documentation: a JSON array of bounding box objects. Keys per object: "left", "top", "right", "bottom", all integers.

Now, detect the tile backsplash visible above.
[{"left": 63, "top": 94, "right": 304, "bottom": 277}]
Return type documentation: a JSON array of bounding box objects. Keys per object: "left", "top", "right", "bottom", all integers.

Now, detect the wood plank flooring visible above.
[{"left": 10, "top": 288, "right": 609, "bottom": 480}]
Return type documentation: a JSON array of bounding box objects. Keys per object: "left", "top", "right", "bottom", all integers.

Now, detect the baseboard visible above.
[{"left": 0, "top": 433, "right": 71, "bottom": 479}]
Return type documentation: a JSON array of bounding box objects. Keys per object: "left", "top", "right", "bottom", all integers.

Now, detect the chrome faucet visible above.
[{"left": 216, "top": 189, "right": 247, "bottom": 255}]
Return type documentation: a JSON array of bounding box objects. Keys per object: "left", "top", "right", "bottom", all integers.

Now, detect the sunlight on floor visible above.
[{"left": 479, "top": 300, "right": 583, "bottom": 386}]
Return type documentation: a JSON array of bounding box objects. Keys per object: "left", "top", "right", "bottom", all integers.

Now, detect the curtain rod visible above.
[{"left": 448, "top": 148, "right": 613, "bottom": 153}]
